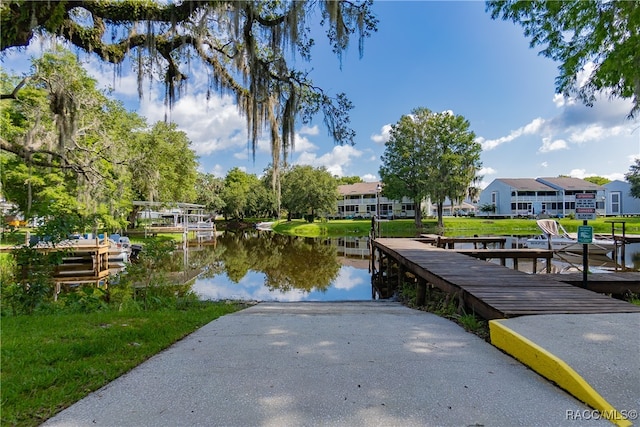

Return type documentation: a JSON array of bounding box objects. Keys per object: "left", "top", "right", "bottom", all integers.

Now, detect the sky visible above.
[{"left": 3, "top": 1, "right": 639, "bottom": 188}]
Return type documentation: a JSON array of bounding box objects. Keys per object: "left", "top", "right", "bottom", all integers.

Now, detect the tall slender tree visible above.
[{"left": 380, "top": 107, "right": 482, "bottom": 228}]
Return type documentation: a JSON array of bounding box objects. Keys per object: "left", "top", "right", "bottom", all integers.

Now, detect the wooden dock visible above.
[
  {"left": 371, "top": 238, "right": 640, "bottom": 320},
  {"left": 454, "top": 248, "right": 553, "bottom": 272},
  {"left": 552, "top": 272, "right": 640, "bottom": 295},
  {"left": 419, "top": 234, "right": 507, "bottom": 249}
]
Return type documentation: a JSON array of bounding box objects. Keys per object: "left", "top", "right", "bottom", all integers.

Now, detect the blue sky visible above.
[{"left": 4, "top": 1, "right": 639, "bottom": 187}]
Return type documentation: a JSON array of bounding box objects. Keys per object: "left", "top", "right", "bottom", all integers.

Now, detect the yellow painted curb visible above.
[{"left": 489, "top": 320, "right": 632, "bottom": 427}]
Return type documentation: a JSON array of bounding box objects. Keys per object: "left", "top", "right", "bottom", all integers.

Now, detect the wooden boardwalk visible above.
[
  {"left": 553, "top": 272, "right": 640, "bottom": 295},
  {"left": 371, "top": 238, "right": 640, "bottom": 320}
]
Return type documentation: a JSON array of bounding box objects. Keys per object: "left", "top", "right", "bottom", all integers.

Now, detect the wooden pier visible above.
[
  {"left": 552, "top": 272, "right": 640, "bottom": 295},
  {"left": 419, "top": 234, "right": 507, "bottom": 249},
  {"left": 371, "top": 238, "right": 640, "bottom": 320},
  {"left": 454, "top": 248, "right": 553, "bottom": 272}
]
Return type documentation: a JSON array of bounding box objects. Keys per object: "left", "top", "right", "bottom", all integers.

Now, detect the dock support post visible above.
[
  {"left": 398, "top": 264, "right": 404, "bottom": 290},
  {"left": 377, "top": 249, "right": 383, "bottom": 283},
  {"left": 416, "top": 277, "right": 426, "bottom": 306}
]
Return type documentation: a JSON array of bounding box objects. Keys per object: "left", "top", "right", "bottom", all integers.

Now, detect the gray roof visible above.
[
  {"left": 537, "top": 177, "right": 603, "bottom": 190},
  {"left": 495, "top": 177, "right": 603, "bottom": 191},
  {"left": 496, "top": 178, "right": 555, "bottom": 191},
  {"left": 338, "top": 182, "right": 381, "bottom": 196}
]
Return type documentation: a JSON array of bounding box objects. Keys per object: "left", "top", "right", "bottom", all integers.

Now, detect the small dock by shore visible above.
[{"left": 371, "top": 238, "right": 640, "bottom": 319}]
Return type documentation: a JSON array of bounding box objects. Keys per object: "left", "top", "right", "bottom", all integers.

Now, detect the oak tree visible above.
[
  {"left": 1, "top": 0, "right": 377, "bottom": 186},
  {"left": 380, "top": 107, "right": 482, "bottom": 228}
]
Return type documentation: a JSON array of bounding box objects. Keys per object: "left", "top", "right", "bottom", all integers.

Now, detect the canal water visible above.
[{"left": 161, "top": 231, "right": 639, "bottom": 302}]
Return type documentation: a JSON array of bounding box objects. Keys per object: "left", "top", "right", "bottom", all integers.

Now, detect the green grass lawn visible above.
[
  {"left": 1, "top": 302, "right": 245, "bottom": 427},
  {"left": 273, "top": 216, "right": 640, "bottom": 238}
]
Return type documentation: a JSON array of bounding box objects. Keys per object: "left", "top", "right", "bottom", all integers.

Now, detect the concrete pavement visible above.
[
  {"left": 491, "top": 313, "right": 640, "bottom": 427},
  {"left": 41, "top": 302, "right": 621, "bottom": 427}
]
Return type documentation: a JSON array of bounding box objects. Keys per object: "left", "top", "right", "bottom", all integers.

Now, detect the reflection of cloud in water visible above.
[
  {"left": 193, "top": 265, "right": 373, "bottom": 302},
  {"left": 332, "top": 266, "right": 366, "bottom": 291},
  {"left": 194, "top": 272, "right": 308, "bottom": 302}
]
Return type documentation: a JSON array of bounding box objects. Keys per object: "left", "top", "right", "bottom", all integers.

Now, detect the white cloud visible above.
[
  {"left": 291, "top": 133, "right": 318, "bottom": 153},
  {"left": 331, "top": 267, "right": 365, "bottom": 291},
  {"left": 541, "top": 162, "right": 548, "bottom": 168},
  {"left": 479, "top": 90, "right": 637, "bottom": 161},
  {"left": 84, "top": 60, "right": 140, "bottom": 98},
  {"left": 478, "top": 167, "right": 496, "bottom": 177},
  {"left": 299, "top": 125, "right": 320, "bottom": 136},
  {"left": 568, "top": 124, "right": 626, "bottom": 144},
  {"left": 139, "top": 93, "right": 246, "bottom": 156},
  {"left": 604, "top": 172, "right": 625, "bottom": 181},
  {"left": 210, "top": 164, "right": 226, "bottom": 177},
  {"left": 569, "top": 169, "right": 625, "bottom": 182},
  {"left": 294, "top": 145, "right": 363, "bottom": 177},
  {"left": 371, "top": 124, "right": 392, "bottom": 144},
  {"left": 361, "top": 174, "right": 378, "bottom": 182},
  {"left": 538, "top": 137, "right": 568, "bottom": 153},
  {"left": 577, "top": 62, "right": 596, "bottom": 89},
  {"left": 568, "top": 169, "right": 587, "bottom": 179},
  {"left": 477, "top": 117, "right": 546, "bottom": 151}
]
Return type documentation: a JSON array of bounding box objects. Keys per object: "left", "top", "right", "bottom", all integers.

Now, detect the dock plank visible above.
[{"left": 371, "top": 238, "right": 640, "bottom": 319}]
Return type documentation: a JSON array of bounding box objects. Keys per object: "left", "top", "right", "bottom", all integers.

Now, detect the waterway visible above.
[{"left": 165, "top": 231, "right": 639, "bottom": 302}]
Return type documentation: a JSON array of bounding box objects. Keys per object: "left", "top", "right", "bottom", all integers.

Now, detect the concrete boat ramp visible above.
[{"left": 42, "top": 302, "right": 638, "bottom": 427}]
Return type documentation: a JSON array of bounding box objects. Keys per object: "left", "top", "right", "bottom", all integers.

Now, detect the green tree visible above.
[
  {"left": 584, "top": 176, "right": 611, "bottom": 186},
  {"left": 1, "top": 51, "right": 144, "bottom": 230},
  {"left": 220, "top": 168, "right": 258, "bottom": 220},
  {"left": 379, "top": 113, "right": 431, "bottom": 228},
  {"left": 336, "top": 176, "right": 364, "bottom": 185},
  {"left": 0, "top": 153, "right": 78, "bottom": 220},
  {"left": 127, "top": 122, "right": 198, "bottom": 227},
  {"left": 195, "top": 173, "right": 226, "bottom": 214},
  {"left": 1, "top": 1, "right": 378, "bottom": 184},
  {"left": 281, "top": 165, "right": 338, "bottom": 222},
  {"left": 625, "top": 159, "right": 640, "bottom": 198},
  {"left": 487, "top": 1, "right": 640, "bottom": 118},
  {"left": 380, "top": 108, "right": 481, "bottom": 228}
]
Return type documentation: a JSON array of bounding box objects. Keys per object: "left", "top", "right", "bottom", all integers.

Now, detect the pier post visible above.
[{"left": 416, "top": 277, "right": 426, "bottom": 306}]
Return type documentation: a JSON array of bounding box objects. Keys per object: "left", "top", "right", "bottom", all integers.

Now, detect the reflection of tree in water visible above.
[
  {"left": 218, "top": 232, "right": 340, "bottom": 294},
  {"left": 631, "top": 251, "right": 640, "bottom": 271},
  {"left": 150, "top": 239, "right": 225, "bottom": 282}
]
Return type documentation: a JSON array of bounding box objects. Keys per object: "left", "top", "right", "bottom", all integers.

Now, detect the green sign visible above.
[{"left": 577, "top": 226, "right": 593, "bottom": 244}]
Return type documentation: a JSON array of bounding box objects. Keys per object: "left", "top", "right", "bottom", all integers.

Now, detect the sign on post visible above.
[
  {"left": 575, "top": 193, "right": 596, "bottom": 220},
  {"left": 577, "top": 225, "right": 593, "bottom": 243}
]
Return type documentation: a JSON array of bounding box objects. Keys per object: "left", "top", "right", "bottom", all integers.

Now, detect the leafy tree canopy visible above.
[
  {"left": 195, "top": 172, "right": 226, "bottom": 214},
  {"left": 487, "top": 1, "right": 640, "bottom": 118},
  {"left": 583, "top": 176, "right": 611, "bottom": 186},
  {"left": 625, "top": 159, "right": 640, "bottom": 198},
  {"left": 1, "top": 0, "right": 378, "bottom": 174},
  {"left": 281, "top": 165, "right": 338, "bottom": 221},
  {"left": 380, "top": 107, "right": 481, "bottom": 228},
  {"left": 336, "top": 175, "right": 363, "bottom": 185}
]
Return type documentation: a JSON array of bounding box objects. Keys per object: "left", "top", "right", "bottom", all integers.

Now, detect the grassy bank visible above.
[
  {"left": 273, "top": 216, "right": 640, "bottom": 238},
  {"left": 1, "top": 302, "right": 245, "bottom": 427}
]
